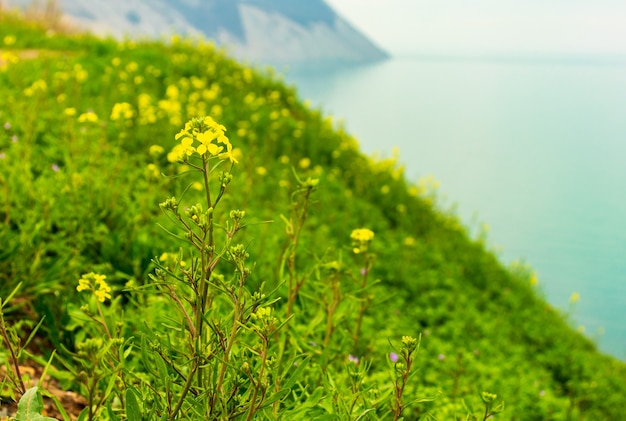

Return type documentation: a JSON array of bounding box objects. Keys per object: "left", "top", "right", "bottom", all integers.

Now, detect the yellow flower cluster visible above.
[
  {"left": 351, "top": 228, "right": 375, "bottom": 254},
  {"left": 77, "top": 272, "right": 112, "bottom": 302},
  {"left": 401, "top": 335, "right": 419, "bottom": 353},
  {"left": 251, "top": 306, "right": 278, "bottom": 334},
  {"left": 169, "top": 117, "right": 238, "bottom": 164},
  {"left": 23, "top": 79, "right": 47, "bottom": 97},
  {"left": 77, "top": 111, "right": 98, "bottom": 123},
  {"left": 73, "top": 63, "right": 88, "bottom": 83},
  {"left": 3, "top": 35, "right": 16, "bottom": 46},
  {"left": 138, "top": 94, "right": 158, "bottom": 125},
  {"left": 351, "top": 228, "right": 374, "bottom": 243},
  {"left": 110, "top": 102, "right": 135, "bottom": 121},
  {"left": 0, "top": 51, "right": 19, "bottom": 71}
]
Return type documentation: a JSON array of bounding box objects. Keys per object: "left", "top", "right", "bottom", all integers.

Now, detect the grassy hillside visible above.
[{"left": 1, "top": 8, "right": 625, "bottom": 420}]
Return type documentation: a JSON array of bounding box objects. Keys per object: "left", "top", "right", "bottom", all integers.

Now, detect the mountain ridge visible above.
[{"left": 6, "top": 0, "right": 389, "bottom": 64}]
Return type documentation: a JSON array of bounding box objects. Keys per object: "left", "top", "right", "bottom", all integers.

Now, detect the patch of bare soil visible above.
[{"left": 1, "top": 361, "right": 87, "bottom": 420}]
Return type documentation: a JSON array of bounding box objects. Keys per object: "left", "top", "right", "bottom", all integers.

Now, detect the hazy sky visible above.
[{"left": 325, "top": 0, "right": 626, "bottom": 56}]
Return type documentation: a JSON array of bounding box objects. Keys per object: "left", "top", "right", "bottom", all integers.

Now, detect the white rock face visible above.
[
  {"left": 6, "top": 0, "right": 388, "bottom": 64},
  {"left": 228, "top": 4, "right": 387, "bottom": 64}
]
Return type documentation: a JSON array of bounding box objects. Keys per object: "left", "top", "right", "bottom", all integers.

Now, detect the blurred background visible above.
[
  {"left": 6, "top": 0, "right": 626, "bottom": 359},
  {"left": 292, "top": 0, "right": 626, "bottom": 360}
]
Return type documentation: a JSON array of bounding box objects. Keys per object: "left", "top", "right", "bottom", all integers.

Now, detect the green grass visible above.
[{"left": 1, "top": 8, "right": 625, "bottom": 420}]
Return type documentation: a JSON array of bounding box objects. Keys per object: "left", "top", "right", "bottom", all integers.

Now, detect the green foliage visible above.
[
  {"left": 15, "top": 387, "right": 59, "bottom": 421},
  {"left": 1, "top": 7, "right": 626, "bottom": 420}
]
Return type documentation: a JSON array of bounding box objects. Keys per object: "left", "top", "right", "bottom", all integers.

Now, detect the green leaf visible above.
[
  {"left": 125, "top": 387, "right": 142, "bottom": 420},
  {"left": 76, "top": 408, "right": 88, "bottom": 421},
  {"left": 257, "top": 388, "right": 290, "bottom": 410},
  {"left": 15, "top": 387, "right": 59, "bottom": 421},
  {"left": 281, "top": 356, "right": 311, "bottom": 391},
  {"left": 354, "top": 408, "right": 376, "bottom": 420},
  {"left": 492, "top": 401, "right": 505, "bottom": 414},
  {"left": 312, "top": 416, "right": 340, "bottom": 421},
  {"left": 106, "top": 402, "right": 121, "bottom": 421},
  {"left": 0, "top": 282, "right": 22, "bottom": 310}
]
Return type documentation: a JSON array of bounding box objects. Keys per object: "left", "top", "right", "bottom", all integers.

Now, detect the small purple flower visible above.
[
  {"left": 11, "top": 135, "right": 17, "bottom": 143},
  {"left": 51, "top": 163, "right": 60, "bottom": 172},
  {"left": 0, "top": 152, "right": 6, "bottom": 160},
  {"left": 3, "top": 122, "right": 10, "bottom": 130},
  {"left": 360, "top": 268, "right": 367, "bottom": 276},
  {"left": 348, "top": 354, "right": 359, "bottom": 364},
  {"left": 438, "top": 354, "right": 445, "bottom": 361},
  {"left": 389, "top": 352, "right": 399, "bottom": 363}
]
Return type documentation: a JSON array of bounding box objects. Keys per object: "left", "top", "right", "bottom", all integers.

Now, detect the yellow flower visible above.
[
  {"left": 76, "top": 278, "right": 90, "bottom": 292},
  {"left": 255, "top": 307, "right": 272, "bottom": 319},
  {"left": 94, "top": 284, "right": 112, "bottom": 302},
  {"left": 125, "top": 61, "right": 138, "bottom": 73},
  {"left": 173, "top": 117, "right": 238, "bottom": 163},
  {"left": 351, "top": 228, "right": 375, "bottom": 254},
  {"left": 73, "top": 64, "right": 88, "bottom": 82},
  {"left": 218, "top": 140, "right": 238, "bottom": 164},
  {"left": 570, "top": 292, "right": 580, "bottom": 304},
  {"left": 196, "top": 130, "right": 223, "bottom": 156},
  {"left": 149, "top": 145, "right": 164, "bottom": 156},
  {"left": 351, "top": 228, "right": 374, "bottom": 243},
  {"left": 180, "top": 137, "right": 196, "bottom": 157},
  {"left": 0, "top": 51, "right": 19, "bottom": 70},
  {"left": 3, "top": 35, "right": 16, "bottom": 46},
  {"left": 77, "top": 111, "right": 98, "bottom": 123},
  {"left": 403, "top": 236, "right": 416, "bottom": 247},
  {"left": 23, "top": 79, "right": 47, "bottom": 96},
  {"left": 64, "top": 107, "right": 77, "bottom": 117},
  {"left": 110, "top": 102, "right": 135, "bottom": 120},
  {"left": 77, "top": 273, "right": 111, "bottom": 302},
  {"left": 299, "top": 157, "right": 311, "bottom": 169},
  {"left": 147, "top": 164, "right": 160, "bottom": 178}
]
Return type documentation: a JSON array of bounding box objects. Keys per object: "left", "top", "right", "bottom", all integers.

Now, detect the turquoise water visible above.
[{"left": 284, "top": 55, "right": 626, "bottom": 359}]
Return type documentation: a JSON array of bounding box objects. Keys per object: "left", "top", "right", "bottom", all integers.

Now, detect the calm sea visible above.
[{"left": 284, "top": 55, "right": 626, "bottom": 359}]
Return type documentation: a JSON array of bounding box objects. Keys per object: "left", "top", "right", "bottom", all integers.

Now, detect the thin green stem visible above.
[
  {"left": 95, "top": 301, "right": 112, "bottom": 340},
  {"left": 196, "top": 155, "right": 214, "bottom": 390},
  {"left": 323, "top": 276, "right": 341, "bottom": 348},
  {"left": 170, "top": 360, "right": 198, "bottom": 421},
  {"left": 285, "top": 187, "right": 312, "bottom": 318},
  {"left": 245, "top": 337, "right": 268, "bottom": 421},
  {"left": 215, "top": 277, "right": 245, "bottom": 398},
  {"left": 353, "top": 252, "right": 370, "bottom": 352},
  {"left": 393, "top": 353, "right": 413, "bottom": 421},
  {"left": 483, "top": 404, "right": 490, "bottom": 421},
  {"left": 0, "top": 313, "right": 26, "bottom": 395}
]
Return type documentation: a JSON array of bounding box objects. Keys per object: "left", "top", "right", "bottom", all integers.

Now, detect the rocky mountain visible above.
[{"left": 7, "top": 0, "right": 389, "bottom": 65}]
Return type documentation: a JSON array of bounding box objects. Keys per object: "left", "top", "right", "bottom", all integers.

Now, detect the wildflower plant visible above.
[
  {"left": 390, "top": 335, "right": 420, "bottom": 420},
  {"left": 70, "top": 272, "right": 133, "bottom": 420},
  {"left": 350, "top": 228, "right": 376, "bottom": 352},
  {"left": 139, "top": 116, "right": 286, "bottom": 420}
]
